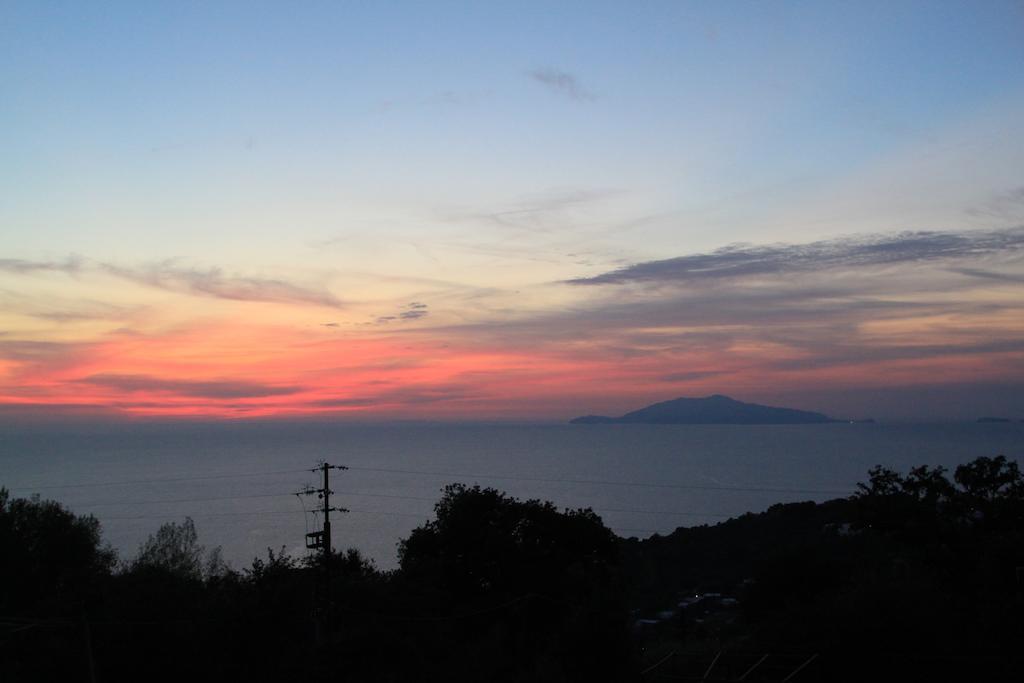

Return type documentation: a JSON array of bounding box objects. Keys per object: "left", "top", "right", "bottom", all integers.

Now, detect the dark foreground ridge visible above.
[
  {"left": 3, "top": 455, "right": 1023, "bottom": 682},
  {"left": 571, "top": 394, "right": 838, "bottom": 424}
]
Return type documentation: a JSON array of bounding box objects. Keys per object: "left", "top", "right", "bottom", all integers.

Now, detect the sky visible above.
[{"left": 2, "top": 0, "right": 1024, "bottom": 421}]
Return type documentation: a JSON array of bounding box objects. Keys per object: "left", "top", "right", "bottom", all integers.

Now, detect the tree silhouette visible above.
[
  {"left": 954, "top": 455, "right": 1023, "bottom": 503},
  {"left": 0, "top": 488, "right": 115, "bottom": 614},
  {"left": 396, "top": 483, "right": 632, "bottom": 682},
  {"left": 127, "top": 517, "right": 226, "bottom": 579}
]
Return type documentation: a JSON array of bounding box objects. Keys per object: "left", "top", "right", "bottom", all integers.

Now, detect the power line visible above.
[
  {"left": 597, "top": 505, "right": 730, "bottom": 518},
  {"left": 89, "top": 508, "right": 658, "bottom": 535},
  {"left": 343, "top": 464, "right": 853, "bottom": 496},
  {"left": 90, "top": 507, "right": 429, "bottom": 525},
  {"left": 62, "top": 489, "right": 433, "bottom": 509},
  {"left": 6, "top": 468, "right": 310, "bottom": 493},
  {"left": 65, "top": 489, "right": 732, "bottom": 520},
  {"left": 8, "top": 464, "right": 854, "bottom": 497},
  {"left": 9, "top": 464, "right": 841, "bottom": 533},
  {"left": 70, "top": 492, "right": 292, "bottom": 508},
  {"left": 329, "top": 490, "right": 729, "bottom": 518},
  {"left": 99, "top": 508, "right": 312, "bottom": 521}
]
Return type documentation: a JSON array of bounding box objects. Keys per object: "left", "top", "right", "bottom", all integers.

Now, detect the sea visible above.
[{"left": 2, "top": 420, "right": 1022, "bottom": 570}]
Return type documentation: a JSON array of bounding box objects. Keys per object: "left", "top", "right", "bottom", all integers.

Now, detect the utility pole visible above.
[
  {"left": 298, "top": 461, "right": 348, "bottom": 639},
  {"left": 80, "top": 613, "right": 97, "bottom": 683}
]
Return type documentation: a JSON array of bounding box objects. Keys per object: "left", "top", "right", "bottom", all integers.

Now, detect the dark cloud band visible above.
[
  {"left": 77, "top": 373, "right": 304, "bottom": 399},
  {"left": 568, "top": 228, "right": 1024, "bottom": 286}
]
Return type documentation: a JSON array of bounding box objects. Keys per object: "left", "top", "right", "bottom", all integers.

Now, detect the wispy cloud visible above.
[
  {"left": 948, "top": 267, "right": 1024, "bottom": 284},
  {"left": 448, "top": 188, "right": 618, "bottom": 234},
  {"left": 528, "top": 67, "right": 596, "bottom": 101},
  {"left": 309, "top": 382, "right": 480, "bottom": 409},
  {"left": 377, "top": 89, "right": 490, "bottom": 111},
  {"left": 76, "top": 373, "right": 305, "bottom": 399},
  {"left": 400, "top": 301, "right": 429, "bottom": 320},
  {"left": 375, "top": 302, "right": 429, "bottom": 325},
  {"left": 0, "top": 339, "right": 91, "bottom": 363},
  {"left": 0, "top": 289, "right": 134, "bottom": 323},
  {"left": 0, "top": 256, "right": 83, "bottom": 275},
  {"left": 966, "top": 186, "right": 1024, "bottom": 221},
  {"left": 659, "top": 370, "right": 727, "bottom": 382},
  {"left": 0, "top": 339, "right": 101, "bottom": 389},
  {"left": 99, "top": 261, "right": 343, "bottom": 308},
  {"left": 0, "top": 255, "right": 343, "bottom": 308},
  {"left": 568, "top": 228, "right": 1024, "bottom": 286}
]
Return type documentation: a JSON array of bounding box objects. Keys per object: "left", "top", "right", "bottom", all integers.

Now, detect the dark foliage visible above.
[
  {"left": 3, "top": 456, "right": 1022, "bottom": 682},
  {"left": 0, "top": 484, "right": 630, "bottom": 683},
  {"left": 622, "top": 455, "right": 1024, "bottom": 681},
  {"left": 0, "top": 489, "right": 116, "bottom": 681},
  {"left": 391, "top": 484, "right": 632, "bottom": 682}
]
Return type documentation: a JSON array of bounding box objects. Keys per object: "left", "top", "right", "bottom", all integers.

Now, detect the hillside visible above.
[{"left": 571, "top": 394, "right": 838, "bottom": 424}]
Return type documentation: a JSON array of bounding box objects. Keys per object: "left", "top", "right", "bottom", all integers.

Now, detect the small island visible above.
[
  {"left": 571, "top": 394, "right": 838, "bottom": 425},
  {"left": 977, "top": 417, "right": 1012, "bottom": 423}
]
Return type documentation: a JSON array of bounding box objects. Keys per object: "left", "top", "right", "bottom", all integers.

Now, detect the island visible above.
[
  {"left": 977, "top": 417, "right": 1012, "bottom": 423},
  {"left": 570, "top": 394, "right": 839, "bottom": 425}
]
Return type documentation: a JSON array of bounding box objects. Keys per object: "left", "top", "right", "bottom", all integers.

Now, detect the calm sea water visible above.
[{"left": 2, "top": 421, "right": 1022, "bottom": 569}]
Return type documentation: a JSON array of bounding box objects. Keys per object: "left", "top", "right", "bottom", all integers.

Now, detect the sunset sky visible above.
[{"left": 2, "top": 1, "right": 1024, "bottom": 420}]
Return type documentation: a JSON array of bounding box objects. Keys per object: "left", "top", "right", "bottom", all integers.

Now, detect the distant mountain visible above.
[{"left": 570, "top": 394, "right": 838, "bottom": 425}]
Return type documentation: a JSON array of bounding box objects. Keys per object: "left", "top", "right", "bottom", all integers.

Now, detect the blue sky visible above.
[{"left": 2, "top": 1, "right": 1024, "bottom": 419}]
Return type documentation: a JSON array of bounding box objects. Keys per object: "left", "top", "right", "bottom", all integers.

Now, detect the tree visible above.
[
  {"left": 396, "top": 484, "right": 632, "bottom": 682},
  {"left": 954, "top": 455, "right": 1023, "bottom": 503},
  {"left": 400, "top": 484, "right": 620, "bottom": 596},
  {"left": 0, "top": 490, "right": 117, "bottom": 682},
  {"left": 853, "top": 456, "right": 1024, "bottom": 532},
  {"left": 0, "top": 488, "right": 116, "bottom": 614},
  {"left": 128, "top": 517, "right": 226, "bottom": 580},
  {"left": 855, "top": 464, "right": 953, "bottom": 502}
]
